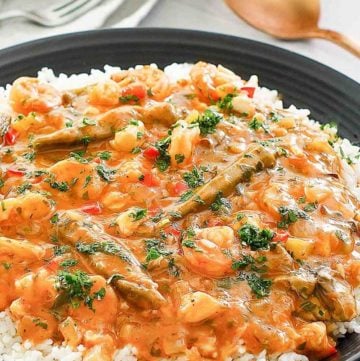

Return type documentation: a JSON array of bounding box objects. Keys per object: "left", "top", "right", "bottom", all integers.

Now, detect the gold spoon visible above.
[{"left": 225, "top": 0, "right": 360, "bottom": 58}]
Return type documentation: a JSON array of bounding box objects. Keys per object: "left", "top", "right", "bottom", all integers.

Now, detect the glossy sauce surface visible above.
[{"left": 0, "top": 62, "right": 359, "bottom": 361}]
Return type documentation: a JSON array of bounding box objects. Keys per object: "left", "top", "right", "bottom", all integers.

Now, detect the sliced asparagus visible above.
[
  {"left": 32, "top": 106, "right": 141, "bottom": 150},
  {"left": 157, "top": 143, "right": 276, "bottom": 229},
  {"left": 56, "top": 211, "right": 165, "bottom": 309}
]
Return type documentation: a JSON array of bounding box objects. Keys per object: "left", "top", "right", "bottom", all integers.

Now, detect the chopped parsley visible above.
[
  {"left": 249, "top": 117, "right": 269, "bottom": 133},
  {"left": 70, "top": 151, "right": 88, "bottom": 164},
  {"left": 179, "top": 189, "right": 193, "bottom": 202},
  {"left": 119, "top": 94, "right": 139, "bottom": 103},
  {"left": 210, "top": 191, "right": 231, "bottom": 214},
  {"left": 75, "top": 241, "right": 130, "bottom": 263},
  {"left": 154, "top": 136, "right": 171, "bottom": 172},
  {"left": 32, "top": 318, "right": 48, "bottom": 330},
  {"left": 175, "top": 153, "right": 185, "bottom": 164},
  {"left": 53, "top": 245, "right": 70, "bottom": 256},
  {"left": 82, "top": 117, "right": 96, "bottom": 126},
  {"left": 217, "top": 94, "right": 234, "bottom": 113},
  {"left": 60, "top": 259, "right": 78, "bottom": 268},
  {"left": 183, "top": 166, "right": 206, "bottom": 188},
  {"left": 131, "top": 146, "right": 141, "bottom": 154},
  {"left": 83, "top": 175, "right": 92, "bottom": 188},
  {"left": 249, "top": 117, "right": 263, "bottom": 130},
  {"left": 17, "top": 182, "right": 32, "bottom": 194},
  {"left": 192, "top": 109, "right": 222, "bottom": 136},
  {"left": 243, "top": 273, "right": 272, "bottom": 298},
  {"left": 303, "top": 202, "right": 317, "bottom": 212},
  {"left": 277, "top": 206, "right": 308, "bottom": 229},
  {"left": 50, "top": 213, "right": 59, "bottom": 224},
  {"left": 268, "top": 112, "right": 279, "bottom": 122},
  {"left": 182, "top": 239, "right": 196, "bottom": 248},
  {"left": 96, "top": 164, "right": 116, "bottom": 182},
  {"left": 129, "top": 207, "right": 147, "bottom": 221},
  {"left": 55, "top": 270, "right": 105, "bottom": 310},
  {"left": 232, "top": 255, "right": 255, "bottom": 270},
  {"left": 97, "top": 151, "right": 111, "bottom": 160},
  {"left": 144, "top": 239, "right": 172, "bottom": 263},
  {"left": 48, "top": 180, "right": 69, "bottom": 192},
  {"left": 81, "top": 136, "right": 92, "bottom": 146},
  {"left": 23, "top": 152, "right": 36, "bottom": 162},
  {"left": 238, "top": 224, "right": 274, "bottom": 250},
  {"left": 2, "top": 262, "right": 11, "bottom": 270}
]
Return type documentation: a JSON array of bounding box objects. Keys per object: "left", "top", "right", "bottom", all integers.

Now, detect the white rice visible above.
[{"left": 0, "top": 63, "right": 359, "bottom": 360}]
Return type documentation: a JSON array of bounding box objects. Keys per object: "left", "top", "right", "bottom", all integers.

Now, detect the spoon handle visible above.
[{"left": 307, "top": 28, "right": 360, "bottom": 58}]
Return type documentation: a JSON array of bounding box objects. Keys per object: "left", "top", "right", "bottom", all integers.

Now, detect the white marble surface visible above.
[{"left": 0, "top": 0, "right": 359, "bottom": 82}]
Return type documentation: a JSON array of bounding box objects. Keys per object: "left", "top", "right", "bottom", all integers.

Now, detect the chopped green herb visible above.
[
  {"left": 65, "top": 120, "right": 73, "bottom": 128},
  {"left": 192, "top": 109, "right": 222, "bottom": 136},
  {"left": 297, "top": 196, "right": 306, "bottom": 204},
  {"left": 32, "top": 318, "right": 48, "bottom": 329},
  {"left": 131, "top": 146, "right": 141, "bottom": 154},
  {"left": 175, "top": 153, "right": 185, "bottom": 164},
  {"left": 238, "top": 224, "right": 274, "bottom": 250},
  {"left": 49, "top": 180, "right": 69, "bottom": 192},
  {"left": 303, "top": 202, "right": 317, "bottom": 212},
  {"left": 129, "top": 207, "right": 147, "bottom": 221},
  {"left": 60, "top": 259, "right": 78, "bottom": 268},
  {"left": 75, "top": 241, "right": 130, "bottom": 263},
  {"left": 2, "top": 262, "right": 11, "bottom": 270},
  {"left": 96, "top": 164, "right": 116, "bottom": 182},
  {"left": 23, "top": 152, "right": 36, "bottom": 162},
  {"left": 154, "top": 136, "right": 171, "bottom": 172},
  {"left": 183, "top": 166, "right": 206, "bottom": 188},
  {"left": 97, "top": 151, "right": 111, "bottom": 160},
  {"left": 83, "top": 175, "right": 92, "bottom": 188},
  {"left": 232, "top": 255, "right": 255, "bottom": 270},
  {"left": 81, "top": 136, "right": 92, "bottom": 146},
  {"left": 277, "top": 206, "right": 308, "bottom": 229},
  {"left": 17, "top": 182, "right": 32, "bottom": 194},
  {"left": 239, "top": 273, "right": 272, "bottom": 298},
  {"left": 210, "top": 191, "right": 231, "bottom": 214},
  {"left": 0, "top": 179, "right": 4, "bottom": 189},
  {"left": 217, "top": 94, "right": 234, "bottom": 113},
  {"left": 249, "top": 117, "right": 263, "bottom": 130},
  {"left": 182, "top": 239, "right": 196, "bottom": 248},
  {"left": 53, "top": 245, "right": 70, "bottom": 256},
  {"left": 268, "top": 112, "right": 279, "bottom": 122},
  {"left": 50, "top": 213, "right": 59, "bottom": 224},
  {"left": 179, "top": 189, "right": 193, "bottom": 202},
  {"left": 320, "top": 121, "right": 337, "bottom": 132},
  {"left": 55, "top": 270, "right": 95, "bottom": 309},
  {"left": 70, "top": 151, "right": 88, "bottom": 164},
  {"left": 168, "top": 210, "right": 182, "bottom": 219},
  {"left": 82, "top": 117, "right": 96, "bottom": 126},
  {"left": 119, "top": 94, "right": 139, "bottom": 103},
  {"left": 144, "top": 239, "right": 172, "bottom": 263}
]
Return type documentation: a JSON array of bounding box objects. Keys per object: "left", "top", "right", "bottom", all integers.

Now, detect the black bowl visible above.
[{"left": 0, "top": 28, "right": 359, "bottom": 360}]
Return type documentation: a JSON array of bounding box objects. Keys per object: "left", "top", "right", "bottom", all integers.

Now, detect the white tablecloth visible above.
[{"left": 0, "top": 0, "right": 359, "bottom": 82}]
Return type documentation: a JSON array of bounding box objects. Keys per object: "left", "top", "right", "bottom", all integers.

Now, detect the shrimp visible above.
[
  {"left": 88, "top": 80, "right": 120, "bottom": 107},
  {"left": 111, "top": 65, "right": 170, "bottom": 101},
  {"left": 179, "top": 291, "right": 224, "bottom": 323},
  {"left": 190, "top": 62, "right": 242, "bottom": 102},
  {"left": 168, "top": 120, "right": 200, "bottom": 166},
  {"left": 110, "top": 120, "right": 145, "bottom": 152},
  {"left": 182, "top": 226, "right": 235, "bottom": 277},
  {"left": 0, "top": 192, "right": 53, "bottom": 223},
  {"left": 46, "top": 159, "right": 102, "bottom": 200},
  {"left": 10, "top": 77, "right": 62, "bottom": 115}
]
